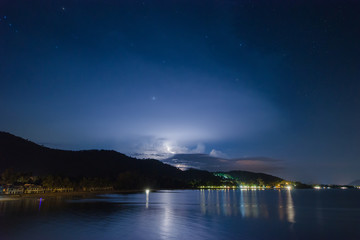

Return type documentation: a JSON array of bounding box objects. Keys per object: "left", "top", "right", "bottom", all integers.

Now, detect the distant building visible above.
[
  {"left": 4, "top": 186, "right": 24, "bottom": 195},
  {"left": 24, "top": 184, "right": 45, "bottom": 194},
  {"left": 51, "top": 187, "right": 74, "bottom": 193}
]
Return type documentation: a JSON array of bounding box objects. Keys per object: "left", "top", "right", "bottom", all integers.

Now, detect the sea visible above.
[{"left": 0, "top": 189, "right": 359, "bottom": 240}]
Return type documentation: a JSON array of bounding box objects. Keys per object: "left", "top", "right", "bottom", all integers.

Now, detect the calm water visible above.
[{"left": 1, "top": 189, "right": 360, "bottom": 240}]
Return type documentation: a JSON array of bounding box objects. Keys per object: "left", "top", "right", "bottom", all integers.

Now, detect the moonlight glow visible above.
[{"left": 0, "top": 0, "right": 359, "bottom": 184}]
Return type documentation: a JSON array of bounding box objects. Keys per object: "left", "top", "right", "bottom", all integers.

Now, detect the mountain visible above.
[
  {"left": 0, "top": 132, "right": 177, "bottom": 177},
  {"left": 215, "top": 170, "right": 283, "bottom": 185},
  {"left": 349, "top": 179, "right": 360, "bottom": 186},
  {"left": 0, "top": 131, "right": 289, "bottom": 189},
  {"left": 0, "top": 132, "right": 221, "bottom": 188}
]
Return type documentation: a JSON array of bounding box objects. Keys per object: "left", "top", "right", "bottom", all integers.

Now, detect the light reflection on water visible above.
[
  {"left": 199, "top": 189, "right": 294, "bottom": 222},
  {"left": 0, "top": 190, "right": 360, "bottom": 240}
]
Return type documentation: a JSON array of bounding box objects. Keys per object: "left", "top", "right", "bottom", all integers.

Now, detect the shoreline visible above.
[
  {"left": 2, "top": 187, "right": 352, "bottom": 200},
  {"left": 1, "top": 189, "right": 150, "bottom": 199},
  {"left": 1, "top": 188, "right": 196, "bottom": 200}
]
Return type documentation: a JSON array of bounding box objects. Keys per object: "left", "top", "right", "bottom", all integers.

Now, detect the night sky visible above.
[{"left": 1, "top": 0, "right": 359, "bottom": 184}]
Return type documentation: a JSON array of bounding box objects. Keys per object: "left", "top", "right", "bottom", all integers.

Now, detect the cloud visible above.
[
  {"left": 191, "top": 143, "right": 206, "bottom": 154},
  {"left": 209, "top": 149, "right": 228, "bottom": 158},
  {"left": 128, "top": 137, "right": 206, "bottom": 160},
  {"left": 162, "top": 153, "right": 284, "bottom": 174},
  {"left": 129, "top": 138, "right": 284, "bottom": 175}
]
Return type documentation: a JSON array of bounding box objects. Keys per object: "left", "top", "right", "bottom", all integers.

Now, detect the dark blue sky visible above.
[{"left": 1, "top": 0, "right": 359, "bottom": 184}]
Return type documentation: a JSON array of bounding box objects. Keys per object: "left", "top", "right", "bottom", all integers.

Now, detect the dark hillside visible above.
[
  {"left": 215, "top": 170, "right": 283, "bottom": 185},
  {"left": 0, "top": 132, "right": 289, "bottom": 189},
  {"left": 0, "top": 132, "right": 181, "bottom": 180}
]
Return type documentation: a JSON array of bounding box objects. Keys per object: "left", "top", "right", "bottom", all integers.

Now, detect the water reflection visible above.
[
  {"left": 286, "top": 190, "right": 295, "bottom": 223},
  {"left": 145, "top": 190, "right": 149, "bottom": 208},
  {"left": 38, "top": 198, "right": 43, "bottom": 211},
  {"left": 159, "top": 191, "right": 172, "bottom": 239},
  {"left": 1, "top": 191, "right": 360, "bottom": 240},
  {"left": 200, "top": 189, "right": 295, "bottom": 223}
]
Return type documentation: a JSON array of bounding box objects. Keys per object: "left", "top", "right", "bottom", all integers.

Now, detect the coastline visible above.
[{"left": 1, "top": 189, "right": 149, "bottom": 199}]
